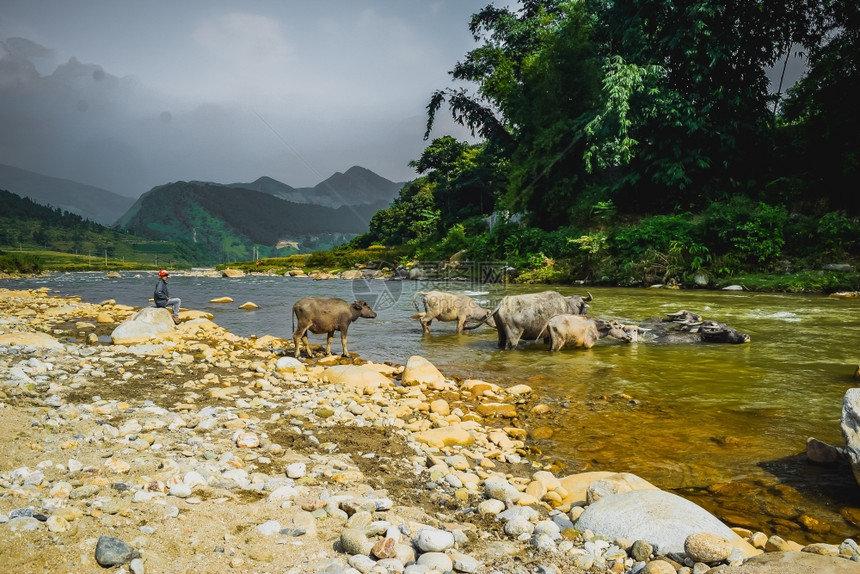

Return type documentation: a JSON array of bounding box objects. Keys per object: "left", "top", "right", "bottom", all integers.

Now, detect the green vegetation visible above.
[
  {"left": 337, "top": 0, "right": 860, "bottom": 293},
  {"left": 0, "top": 189, "right": 204, "bottom": 271},
  {"left": 0, "top": 249, "right": 150, "bottom": 273},
  {"left": 215, "top": 245, "right": 408, "bottom": 275}
]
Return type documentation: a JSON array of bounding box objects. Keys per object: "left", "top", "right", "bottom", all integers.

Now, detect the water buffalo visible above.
[
  {"left": 541, "top": 316, "right": 637, "bottom": 351},
  {"left": 492, "top": 290, "right": 592, "bottom": 350},
  {"left": 411, "top": 290, "right": 496, "bottom": 334},
  {"left": 594, "top": 319, "right": 642, "bottom": 343},
  {"left": 292, "top": 297, "right": 377, "bottom": 358},
  {"left": 638, "top": 310, "right": 750, "bottom": 344}
]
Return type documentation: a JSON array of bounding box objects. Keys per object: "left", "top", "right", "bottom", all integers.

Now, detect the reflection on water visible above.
[{"left": 3, "top": 272, "right": 860, "bottom": 543}]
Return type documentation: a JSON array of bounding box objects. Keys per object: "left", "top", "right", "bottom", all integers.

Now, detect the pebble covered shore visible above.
[{"left": 1, "top": 286, "right": 859, "bottom": 574}]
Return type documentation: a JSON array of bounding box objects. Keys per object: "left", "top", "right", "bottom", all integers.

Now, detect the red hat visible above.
[{"left": 158, "top": 269, "right": 169, "bottom": 277}]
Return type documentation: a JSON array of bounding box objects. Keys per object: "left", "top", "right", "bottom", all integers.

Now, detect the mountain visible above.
[
  {"left": 0, "top": 163, "right": 136, "bottom": 226},
  {"left": 228, "top": 166, "right": 405, "bottom": 208},
  {"left": 116, "top": 180, "right": 388, "bottom": 262},
  {"left": 0, "top": 189, "right": 207, "bottom": 268}
]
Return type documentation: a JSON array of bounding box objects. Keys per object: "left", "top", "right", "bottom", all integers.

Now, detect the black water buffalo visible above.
[
  {"left": 638, "top": 310, "right": 750, "bottom": 344},
  {"left": 292, "top": 297, "right": 377, "bottom": 358},
  {"left": 492, "top": 290, "right": 592, "bottom": 350},
  {"left": 411, "top": 290, "right": 496, "bottom": 334}
]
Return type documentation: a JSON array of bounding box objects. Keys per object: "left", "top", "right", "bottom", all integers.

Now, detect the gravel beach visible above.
[{"left": 1, "top": 286, "right": 858, "bottom": 574}]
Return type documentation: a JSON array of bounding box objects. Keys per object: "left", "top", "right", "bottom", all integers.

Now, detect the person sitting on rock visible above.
[{"left": 154, "top": 269, "right": 181, "bottom": 324}]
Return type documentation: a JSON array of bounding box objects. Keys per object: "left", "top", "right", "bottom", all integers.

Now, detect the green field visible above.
[{"left": 0, "top": 248, "right": 160, "bottom": 273}]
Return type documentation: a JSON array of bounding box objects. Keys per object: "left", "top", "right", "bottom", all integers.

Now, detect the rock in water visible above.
[
  {"left": 841, "top": 388, "right": 860, "bottom": 487},
  {"left": 95, "top": 535, "right": 138, "bottom": 566}
]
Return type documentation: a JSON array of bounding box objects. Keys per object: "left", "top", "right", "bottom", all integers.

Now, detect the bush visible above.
[
  {"left": 816, "top": 212, "right": 860, "bottom": 256},
  {"left": 703, "top": 198, "right": 788, "bottom": 270},
  {"left": 610, "top": 214, "right": 702, "bottom": 261},
  {"left": 0, "top": 252, "right": 42, "bottom": 273}
]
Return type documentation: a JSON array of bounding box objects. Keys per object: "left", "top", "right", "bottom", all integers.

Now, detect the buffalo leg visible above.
[
  {"left": 505, "top": 328, "right": 522, "bottom": 350},
  {"left": 341, "top": 330, "right": 350, "bottom": 357},
  {"left": 293, "top": 327, "right": 308, "bottom": 358},
  {"left": 325, "top": 331, "right": 335, "bottom": 356},
  {"left": 456, "top": 317, "right": 466, "bottom": 334}
]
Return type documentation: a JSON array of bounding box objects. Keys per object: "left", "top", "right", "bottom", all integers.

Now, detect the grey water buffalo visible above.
[
  {"left": 411, "top": 290, "right": 496, "bottom": 334},
  {"left": 594, "top": 319, "right": 642, "bottom": 343},
  {"left": 638, "top": 310, "right": 750, "bottom": 344},
  {"left": 542, "top": 316, "right": 637, "bottom": 351},
  {"left": 492, "top": 290, "right": 593, "bottom": 350},
  {"left": 292, "top": 297, "right": 377, "bottom": 358}
]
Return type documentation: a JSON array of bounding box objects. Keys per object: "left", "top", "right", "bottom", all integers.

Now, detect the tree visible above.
[
  {"left": 780, "top": 0, "right": 860, "bottom": 213},
  {"left": 504, "top": 2, "right": 603, "bottom": 227},
  {"left": 588, "top": 0, "right": 829, "bottom": 211},
  {"left": 426, "top": 1, "right": 601, "bottom": 228},
  {"left": 409, "top": 136, "right": 497, "bottom": 226}
]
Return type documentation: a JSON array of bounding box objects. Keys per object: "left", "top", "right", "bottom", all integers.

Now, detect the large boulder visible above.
[
  {"left": 708, "top": 551, "right": 860, "bottom": 573},
  {"left": 180, "top": 310, "right": 215, "bottom": 321},
  {"left": 414, "top": 424, "right": 477, "bottom": 448},
  {"left": 323, "top": 365, "right": 390, "bottom": 395},
  {"left": 110, "top": 307, "right": 174, "bottom": 345},
  {"left": 559, "top": 471, "right": 657, "bottom": 507},
  {"left": 575, "top": 489, "right": 758, "bottom": 558},
  {"left": 840, "top": 388, "right": 860, "bottom": 486},
  {"left": 401, "top": 355, "right": 445, "bottom": 387},
  {"left": 0, "top": 331, "right": 64, "bottom": 349}
]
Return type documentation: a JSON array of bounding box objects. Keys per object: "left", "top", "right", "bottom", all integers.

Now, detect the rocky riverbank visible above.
[{"left": 1, "top": 287, "right": 858, "bottom": 574}]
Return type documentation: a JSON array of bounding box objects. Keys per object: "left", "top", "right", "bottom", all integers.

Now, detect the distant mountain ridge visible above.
[
  {"left": 116, "top": 180, "right": 390, "bottom": 261},
  {"left": 0, "top": 163, "right": 136, "bottom": 226},
  {"left": 1, "top": 163, "right": 404, "bottom": 222},
  {"left": 227, "top": 166, "right": 405, "bottom": 208},
  {"left": 1, "top": 163, "right": 406, "bottom": 261}
]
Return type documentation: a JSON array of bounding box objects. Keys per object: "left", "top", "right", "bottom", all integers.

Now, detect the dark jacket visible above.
[{"left": 154, "top": 278, "right": 169, "bottom": 307}]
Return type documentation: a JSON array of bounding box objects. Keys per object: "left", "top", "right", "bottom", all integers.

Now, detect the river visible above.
[{"left": 2, "top": 270, "right": 859, "bottom": 544}]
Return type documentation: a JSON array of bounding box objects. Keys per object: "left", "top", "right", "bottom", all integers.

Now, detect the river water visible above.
[{"left": 3, "top": 271, "right": 860, "bottom": 544}]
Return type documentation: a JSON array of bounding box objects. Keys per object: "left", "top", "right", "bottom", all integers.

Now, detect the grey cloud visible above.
[{"left": 0, "top": 1, "right": 495, "bottom": 195}]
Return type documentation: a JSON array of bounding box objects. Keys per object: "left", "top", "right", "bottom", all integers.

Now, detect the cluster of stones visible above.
[{"left": 0, "top": 287, "right": 859, "bottom": 573}]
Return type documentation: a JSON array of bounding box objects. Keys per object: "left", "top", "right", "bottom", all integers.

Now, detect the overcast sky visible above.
[{"left": 0, "top": 1, "right": 502, "bottom": 197}]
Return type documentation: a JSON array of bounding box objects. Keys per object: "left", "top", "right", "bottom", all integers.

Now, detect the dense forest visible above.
[{"left": 347, "top": 0, "right": 860, "bottom": 289}]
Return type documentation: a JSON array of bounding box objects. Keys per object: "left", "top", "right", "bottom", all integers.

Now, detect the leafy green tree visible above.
[
  {"left": 780, "top": 0, "right": 860, "bottom": 213},
  {"left": 425, "top": 1, "right": 573, "bottom": 147},
  {"left": 409, "top": 136, "right": 496, "bottom": 225},
  {"left": 367, "top": 179, "right": 438, "bottom": 245},
  {"left": 504, "top": 2, "right": 603, "bottom": 228},
  {"left": 426, "top": 1, "right": 604, "bottom": 229},
  {"left": 585, "top": 0, "right": 828, "bottom": 211}
]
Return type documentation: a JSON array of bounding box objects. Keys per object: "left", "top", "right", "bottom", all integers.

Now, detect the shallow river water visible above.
[{"left": 3, "top": 271, "right": 860, "bottom": 544}]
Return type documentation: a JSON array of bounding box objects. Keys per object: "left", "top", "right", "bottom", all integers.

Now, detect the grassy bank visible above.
[
  {"left": 0, "top": 249, "right": 157, "bottom": 274},
  {"left": 211, "top": 247, "right": 860, "bottom": 294}
]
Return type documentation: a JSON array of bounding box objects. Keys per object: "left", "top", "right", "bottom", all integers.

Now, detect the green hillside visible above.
[
  {"left": 0, "top": 188, "right": 206, "bottom": 271},
  {"left": 116, "top": 181, "right": 385, "bottom": 263}
]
